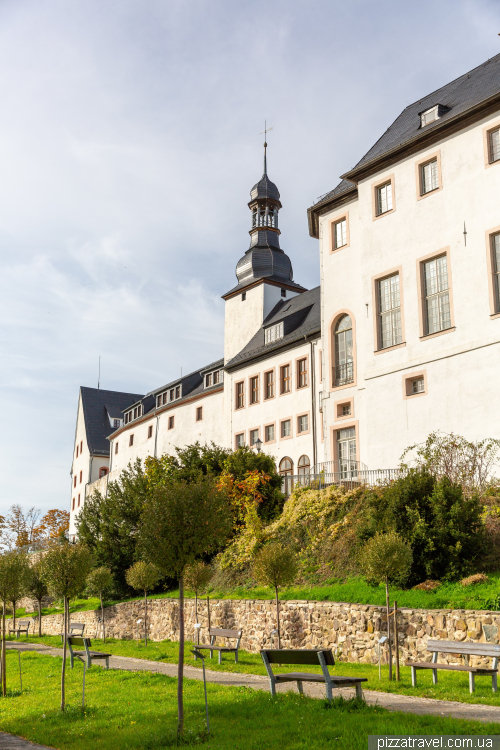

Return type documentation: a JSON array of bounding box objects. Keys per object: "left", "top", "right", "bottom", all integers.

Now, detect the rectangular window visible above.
[
  {"left": 196, "top": 406, "right": 203, "bottom": 421},
  {"left": 168, "top": 416, "right": 174, "bottom": 430},
  {"left": 175, "top": 386, "right": 181, "bottom": 399},
  {"left": 281, "top": 419, "right": 291, "bottom": 438},
  {"left": 280, "top": 365, "right": 291, "bottom": 394},
  {"left": 213, "top": 370, "right": 220, "bottom": 384},
  {"left": 205, "top": 373, "right": 212, "bottom": 387},
  {"left": 72, "top": 498, "right": 75, "bottom": 511},
  {"left": 250, "top": 376, "right": 259, "bottom": 404},
  {"left": 250, "top": 429, "right": 259, "bottom": 446},
  {"left": 235, "top": 433, "right": 245, "bottom": 448},
  {"left": 169, "top": 389, "right": 175, "bottom": 401},
  {"left": 113, "top": 419, "right": 120, "bottom": 429},
  {"left": 342, "top": 404, "right": 351, "bottom": 416},
  {"left": 490, "top": 128, "right": 500, "bottom": 163},
  {"left": 334, "top": 218, "right": 347, "bottom": 249},
  {"left": 76, "top": 445, "right": 79, "bottom": 458},
  {"left": 157, "top": 395, "right": 162, "bottom": 408},
  {"left": 420, "top": 159, "right": 439, "bottom": 194},
  {"left": 235, "top": 382, "right": 244, "bottom": 409},
  {"left": 79, "top": 471, "right": 82, "bottom": 483},
  {"left": 265, "top": 424, "right": 275, "bottom": 443},
  {"left": 78, "top": 494, "right": 80, "bottom": 507},
  {"left": 336, "top": 427, "right": 357, "bottom": 478},
  {"left": 421, "top": 105, "right": 439, "bottom": 127},
  {"left": 129, "top": 434, "right": 134, "bottom": 447},
  {"left": 493, "top": 233, "right": 500, "bottom": 313},
  {"left": 376, "top": 182, "right": 393, "bottom": 215},
  {"left": 73, "top": 476, "right": 77, "bottom": 488},
  {"left": 265, "top": 321, "right": 284, "bottom": 345},
  {"left": 241, "top": 292, "right": 246, "bottom": 301},
  {"left": 297, "top": 358, "right": 308, "bottom": 388},
  {"left": 264, "top": 371, "right": 274, "bottom": 399},
  {"left": 115, "top": 442, "right": 119, "bottom": 454},
  {"left": 133, "top": 407, "right": 137, "bottom": 419},
  {"left": 378, "top": 273, "right": 402, "bottom": 349},
  {"left": 423, "top": 255, "right": 451, "bottom": 334},
  {"left": 162, "top": 393, "right": 166, "bottom": 405},
  {"left": 148, "top": 425, "right": 153, "bottom": 438},
  {"left": 80, "top": 441, "right": 83, "bottom": 452},
  {"left": 412, "top": 377, "right": 425, "bottom": 394},
  {"left": 298, "top": 414, "right": 309, "bottom": 433}
]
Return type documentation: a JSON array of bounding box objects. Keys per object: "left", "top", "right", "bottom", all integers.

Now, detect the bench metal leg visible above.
[
  {"left": 411, "top": 666, "right": 417, "bottom": 688},
  {"left": 492, "top": 673, "right": 498, "bottom": 693},
  {"left": 469, "top": 672, "right": 475, "bottom": 694},
  {"left": 296, "top": 680, "right": 303, "bottom": 695},
  {"left": 355, "top": 683, "right": 363, "bottom": 700},
  {"left": 210, "top": 650, "right": 213, "bottom": 660},
  {"left": 432, "top": 669, "right": 438, "bottom": 685},
  {"left": 106, "top": 658, "right": 109, "bottom": 670},
  {"left": 70, "top": 652, "right": 74, "bottom": 669},
  {"left": 218, "top": 651, "right": 221, "bottom": 665},
  {"left": 325, "top": 683, "right": 332, "bottom": 702},
  {"left": 234, "top": 650, "right": 238, "bottom": 664},
  {"left": 269, "top": 678, "right": 276, "bottom": 697}
]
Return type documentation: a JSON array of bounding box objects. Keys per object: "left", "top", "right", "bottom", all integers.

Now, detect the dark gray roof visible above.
[
  {"left": 225, "top": 286, "right": 320, "bottom": 370},
  {"left": 350, "top": 53, "right": 500, "bottom": 175},
  {"left": 250, "top": 174, "right": 280, "bottom": 202},
  {"left": 80, "top": 387, "right": 143, "bottom": 455},
  {"left": 105, "top": 403, "right": 126, "bottom": 419},
  {"left": 313, "top": 179, "right": 357, "bottom": 208},
  {"left": 223, "top": 275, "right": 307, "bottom": 299}
]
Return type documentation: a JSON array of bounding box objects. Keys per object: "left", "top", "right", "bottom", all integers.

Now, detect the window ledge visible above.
[
  {"left": 490, "top": 312, "right": 500, "bottom": 320},
  {"left": 419, "top": 326, "right": 456, "bottom": 341},
  {"left": 374, "top": 342, "right": 406, "bottom": 354}
]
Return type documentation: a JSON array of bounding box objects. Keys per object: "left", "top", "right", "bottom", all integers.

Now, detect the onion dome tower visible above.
[{"left": 224, "top": 141, "right": 306, "bottom": 296}]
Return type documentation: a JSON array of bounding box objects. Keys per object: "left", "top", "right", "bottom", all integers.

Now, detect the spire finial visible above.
[{"left": 260, "top": 121, "right": 273, "bottom": 175}]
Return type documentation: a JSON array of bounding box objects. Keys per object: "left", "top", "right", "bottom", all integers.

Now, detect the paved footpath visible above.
[{"left": 5, "top": 641, "right": 500, "bottom": 748}]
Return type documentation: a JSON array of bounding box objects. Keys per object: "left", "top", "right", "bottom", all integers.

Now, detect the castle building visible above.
[{"left": 70, "top": 54, "right": 500, "bottom": 537}]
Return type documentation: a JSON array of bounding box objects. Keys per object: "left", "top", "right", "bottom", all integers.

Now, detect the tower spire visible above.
[{"left": 260, "top": 122, "right": 272, "bottom": 176}]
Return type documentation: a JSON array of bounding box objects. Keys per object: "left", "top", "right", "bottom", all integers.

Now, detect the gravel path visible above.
[{"left": 7, "top": 641, "right": 500, "bottom": 727}]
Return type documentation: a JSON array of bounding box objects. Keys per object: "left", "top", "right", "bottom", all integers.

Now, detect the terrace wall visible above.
[{"left": 33, "top": 597, "right": 500, "bottom": 665}]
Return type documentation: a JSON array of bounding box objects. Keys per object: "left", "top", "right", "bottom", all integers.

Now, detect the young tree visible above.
[
  {"left": 4, "top": 505, "right": 42, "bottom": 548},
  {"left": 43, "top": 543, "right": 93, "bottom": 711},
  {"left": 38, "top": 510, "right": 70, "bottom": 540},
  {"left": 25, "top": 555, "right": 49, "bottom": 638},
  {"left": 86, "top": 567, "right": 114, "bottom": 643},
  {"left": 359, "top": 531, "right": 412, "bottom": 680},
  {"left": 0, "top": 550, "right": 30, "bottom": 697},
  {"left": 184, "top": 562, "right": 212, "bottom": 640},
  {"left": 125, "top": 562, "right": 161, "bottom": 646},
  {"left": 252, "top": 543, "right": 298, "bottom": 649},
  {"left": 138, "top": 478, "right": 232, "bottom": 737}
]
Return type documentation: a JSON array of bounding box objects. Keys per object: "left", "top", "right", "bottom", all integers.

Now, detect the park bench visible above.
[
  {"left": 60, "top": 622, "right": 85, "bottom": 643},
  {"left": 406, "top": 639, "right": 500, "bottom": 693},
  {"left": 8, "top": 620, "right": 31, "bottom": 639},
  {"left": 195, "top": 627, "right": 243, "bottom": 664},
  {"left": 67, "top": 636, "right": 111, "bottom": 670},
  {"left": 260, "top": 649, "right": 368, "bottom": 701}
]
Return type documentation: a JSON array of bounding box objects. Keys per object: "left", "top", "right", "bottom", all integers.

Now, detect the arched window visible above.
[
  {"left": 279, "top": 457, "right": 294, "bottom": 496},
  {"left": 99, "top": 467, "right": 109, "bottom": 479},
  {"left": 298, "top": 455, "right": 310, "bottom": 476},
  {"left": 333, "top": 315, "right": 354, "bottom": 387}
]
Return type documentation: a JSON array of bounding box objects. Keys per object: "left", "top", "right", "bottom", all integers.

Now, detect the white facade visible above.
[{"left": 70, "top": 55, "right": 500, "bottom": 537}]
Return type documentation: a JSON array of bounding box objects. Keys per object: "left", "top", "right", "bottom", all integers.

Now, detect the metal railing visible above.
[
  {"left": 332, "top": 362, "right": 354, "bottom": 387},
  {"left": 312, "top": 460, "right": 368, "bottom": 475},
  {"left": 281, "top": 468, "right": 404, "bottom": 496}
]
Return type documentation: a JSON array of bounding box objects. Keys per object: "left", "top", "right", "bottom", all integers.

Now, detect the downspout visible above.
[
  {"left": 309, "top": 338, "right": 317, "bottom": 470},
  {"left": 106, "top": 441, "right": 113, "bottom": 498},
  {"left": 154, "top": 413, "right": 160, "bottom": 458}
]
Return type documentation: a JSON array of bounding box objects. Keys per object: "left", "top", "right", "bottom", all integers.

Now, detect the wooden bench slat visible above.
[
  {"left": 262, "top": 649, "right": 335, "bottom": 667},
  {"left": 426, "top": 640, "right": 500, "bottom": 657},
  {"left": 208, "top": 628, "right": 242, "bottom": 638},
  {"left": 406, "top": 661, "right": 496, "bottom": 673}
]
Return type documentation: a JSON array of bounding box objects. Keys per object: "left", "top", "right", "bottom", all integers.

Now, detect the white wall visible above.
[{"left": 318, "top": 110, "right": 500, "bottom": 470}]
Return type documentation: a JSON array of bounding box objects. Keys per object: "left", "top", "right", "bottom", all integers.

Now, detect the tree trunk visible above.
[
  {"left": 394, "top": 600, "right": 400, "bottom": 682},
  {"left": 385, "top": 580, "right": 392, "bottom": 681},
  {"left": 61, "top": 596, "right": 67, "bottom": 711},
  {"left": 275, "top": 586, "right": 281, "bottom": 649},
  {"left": 195, "top": 592, "right": 198, "bottom": 645},
  {"left": 12, "top": 599, "right": 16, "bottom": 632},
  {"left": 38, "top": 599, "right": 42, "bottom": 638},
  {"left": 144, "top": 592, "right": 148, "bottom": 647},
  {"left": 2, "top": 600, "right": 6, "bottom": 697},
  {"left": 100, "top": 593, "right": 105, "bottom": 643},
  {"left": 177, "top": 574, "right": 184, "bottom": 737}
]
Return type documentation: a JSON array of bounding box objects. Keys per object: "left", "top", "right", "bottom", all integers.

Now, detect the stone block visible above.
[{"left": 483, "top": 624, "right": 498, "bottom": 643}]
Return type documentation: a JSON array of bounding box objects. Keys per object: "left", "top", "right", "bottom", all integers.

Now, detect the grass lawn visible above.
[
  {"left": 1, "top": 651, "right": 500, "bottom": 750},
  {"left": 8, "top": 573, "right": 500, "bottom": 622},
  {"left": 9, "top": 634, "right": 500, "bottom": 708}
]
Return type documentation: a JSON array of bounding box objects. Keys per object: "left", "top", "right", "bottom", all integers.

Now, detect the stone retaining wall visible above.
[{"left": 33, "top": 598, "right": 500, "bottom": 665}]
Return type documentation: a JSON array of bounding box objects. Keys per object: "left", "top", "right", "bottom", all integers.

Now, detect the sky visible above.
[{"left": 0, "top": 0, "right": 499, "bottom": 514}]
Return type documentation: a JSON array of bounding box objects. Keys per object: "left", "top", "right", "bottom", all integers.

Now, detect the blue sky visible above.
[{"left": 0, "top": 0, "right": 499, "bottom": 513}]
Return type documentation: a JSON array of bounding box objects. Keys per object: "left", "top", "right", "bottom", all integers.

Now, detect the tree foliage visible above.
[
  {"left": 184, "top": 561, "right": 212, "bottom": 594},
  {"left": 145, "top": 442, "right": 231, "bottom": 485},
  {"left": 358, "top": 531, "right": 413, "bottom": 588},
  {"left": 0, "top": 550, "right": 30, "bottom": 696},
  {"left": 25, "top": 555, "right": 49, "bottom": 637},
  {"left": 401, "top": 431, "right": 500, "bottom": 496},
  {"left": 364, "top": 471, "right": 485, "bottom": 584},
  {"left": 222, "top": 446, "right": 284, "bottom": 521},
  {"left": 252, "top": 543, "right": 298, "bottom": 591},
  {"left": 125, "top": 561, "right": 162, "bottom": 594}
]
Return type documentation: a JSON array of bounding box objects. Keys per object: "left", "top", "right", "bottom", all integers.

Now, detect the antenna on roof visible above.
[{"left": 98, "top": 356, "right": 101, "bottom": 390}]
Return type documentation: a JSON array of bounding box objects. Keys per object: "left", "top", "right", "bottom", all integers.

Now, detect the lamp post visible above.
[
  {"left": 191, "top": 649, "right": 209, "bottom": 734},
  {"left": 254, "top": 438, "right": 263, "bottom": 453}
]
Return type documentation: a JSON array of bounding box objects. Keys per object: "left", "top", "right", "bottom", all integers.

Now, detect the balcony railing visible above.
[
  {"left": 281, "top": 468, "right": 404, "bottom": 496},
  {"left": 332, "top": 361, "right": 354, "bottom": 387}
]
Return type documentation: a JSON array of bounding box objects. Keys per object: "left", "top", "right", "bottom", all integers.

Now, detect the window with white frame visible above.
[
  {"left": 411, "top": 377, "right": 425, "bottom": 394},
  {"left": 376, "top": 182, "right": 393, "bottom": 215},
  {"left": 297, "top": 414, "right": 309, "bottom": 433},
  {"left": 420, "top": 159, "right": 439, "bottom": 194},
  {"left": 281, "top": 419, "right": 291, "bottom": 438},
  {"left": 420, "top": 105, "right": 439, "bottom": 127},
  {"left": 205, "top": 369, "right": 223, "bottom": 388},
  {"left": 493, "top": 233, "right": 500, "bottom": 312},
  {"left": 265, "top": 321, "right": 284, "bottom": 345},
  {"left": 378, "top": 273, "right": 402, "bottom": 349},
  {"left": 265, "top": 424, "right": 275, "bottom": 442},
  {"left": 250, "top": 429, "right": 259, "bottom": 446},
  {"left": 333, "top": 218, "right": 347, "bottom": 249},
  {"left": 490, "top": 128, "right": 500, "bottom": 163},
  {"left": 235, "top": 433, "right": 245, "bottom": 448},
  {"left": 423, "top": 255, "right": 451, "bottom": 334}
]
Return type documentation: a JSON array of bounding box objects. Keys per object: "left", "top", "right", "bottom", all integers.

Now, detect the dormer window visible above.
[
  {"left": 204, "top": 369, "right": 223, "bottom": 388},
  {"left": 420, "top": 104, "right": 448, "bottom": 128},
  {"left": 265, "top": 321, "right": 284, "bottom": 345}
]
